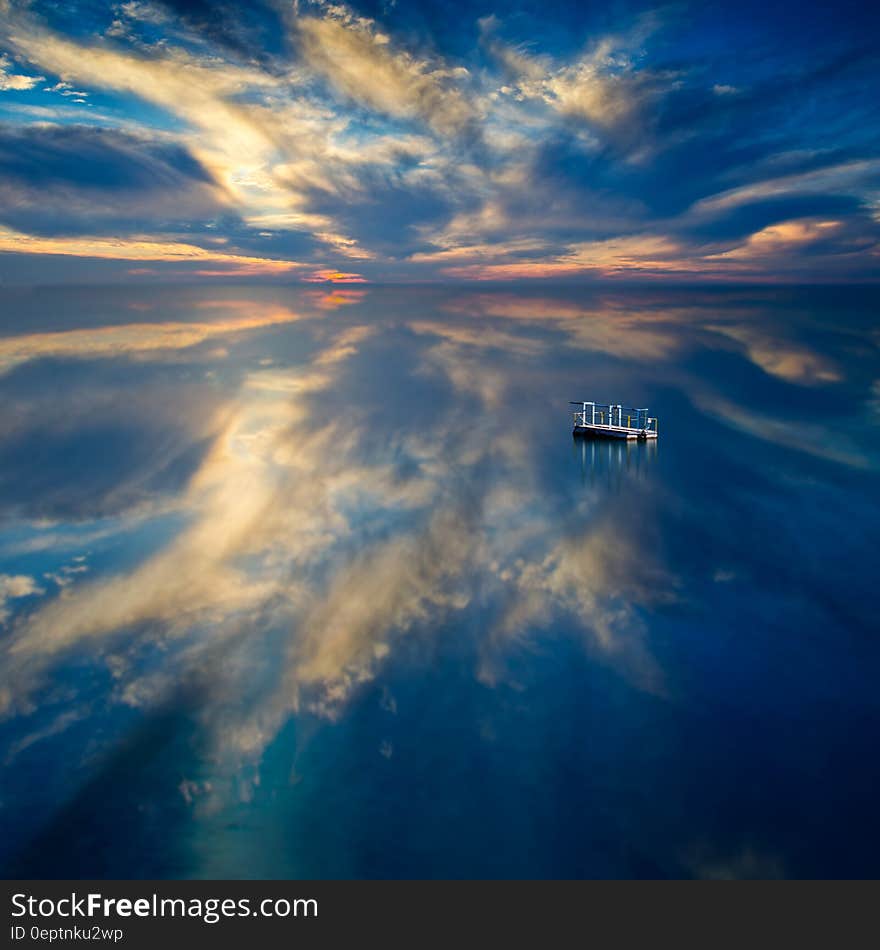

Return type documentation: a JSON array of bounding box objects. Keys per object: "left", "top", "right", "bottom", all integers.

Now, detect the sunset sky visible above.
[{"left": 0, "top": 0, "right": 878, "bottom": 283}]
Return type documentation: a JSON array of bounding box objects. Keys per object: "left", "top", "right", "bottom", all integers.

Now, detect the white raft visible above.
[{"left": 571, "top": 401, "right": 659, "bottom": 441}]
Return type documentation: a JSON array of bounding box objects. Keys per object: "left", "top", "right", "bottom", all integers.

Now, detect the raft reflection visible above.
[{"left": 575, "top": 435, "right": 658, "bottom": 491}]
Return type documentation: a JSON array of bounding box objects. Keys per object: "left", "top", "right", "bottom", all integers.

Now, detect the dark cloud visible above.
[
  {"left": 0, "top": 362, "right": 224, "bottom": 521},
  {"left": 0, "top": 124, "right": 212, "bottom": 188},
  {"left": 0, "top": 124, "right": 229, "bottom": 234},
  {"left": 305, "top": 173, "right": 455, "bottom": 258}
]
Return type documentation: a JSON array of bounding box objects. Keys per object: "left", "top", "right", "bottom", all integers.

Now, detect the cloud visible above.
[
  {"left": 704, "top": 322, "right": 842, "bottom": 384},
  {"left": 288, "top": 506, "right": 474, "bottom": 717},
  {"left": 0, "top": 371, "right": 232, "bottom": 524},
  {"left": 0, "top": 325, "right": 381, "bottom": 715},
  {"left": 482, "top": 15, "right": 665, "bottom": 150},
  {"left": 0, "top": 124, "right": 229, "bottom": 233},
  {"left": 693, "top": 394, "right": 874, "bottom": 469},
  {"left": 303, "top": 269, "right": 367, "bottom": 283},
  {"left": 700, "top": 215, "right": 880, "bottom": 278},
  {"left": 0, "top": 5, "right": 415, "bottom": 265},
  {"left": 3, "top": 708, "right": 85, "bottom": 763},
  {"left": 0, "top": 1, "right": 878, "bottom": 280},
  {"left": 409, "top": 319, "right": 546, "bottom": 357},
  {"left": 4, "top": 24, "right": 280, "bottom": 169},
  {"left": 436, "top": 215, "right": 880, "bottom": 282},
  {"left": 441, "top": 292, "right": 685, "bottom": 361},
  {"left": 0, "top": 53, "right": 43, "bottom": 90},
  {"left": 438, "top": 234, "right": 693, "bottom": 280},
  {"left": 708, "top": 219, "right": 841, "bottom": 259},
  {"left": 691, "top": 160, "right": 880, "bottom": 216},
  {"left": 477, "top": 521, "right": 670, "bottom": 692},
  {"left": 0, "top": 574, "right": 43, "bottom": 624},
  {"left": 0, "top": 225, "right": 306, "bottom": 273},
  {"left": 295, "top": 7, "right": 476, "bottom": 136},
  {"left": 3, "top": 13, "right": 353, "bottom": 240},
  {"left": 304, "top": 288, "right": 367, "bottom": 309},
  {"left": 0, "top": 302, "right": 308, "bottom": 376}
]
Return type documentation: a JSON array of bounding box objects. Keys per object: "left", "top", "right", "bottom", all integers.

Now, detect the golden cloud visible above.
[
  {"left": 0, "top": 301, "right": 308, "bottom": 375},
  {"left": 297, "top": 10, "right": 475, "bottom": 135},
  {"left": 0, "top": 226, "right": 306, "bottom": 273},
  {"left": 705, "top": 323, "right": 841, "bottom": 384}
]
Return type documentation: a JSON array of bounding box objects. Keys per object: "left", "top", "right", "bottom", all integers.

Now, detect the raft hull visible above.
[{"left": 573, "top": 424, "right": 657, "bottom": 441}]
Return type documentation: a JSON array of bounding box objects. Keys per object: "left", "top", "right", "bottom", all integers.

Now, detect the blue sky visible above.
[{"left": 0, "top": 0, "right": 878, "bottom": 282}]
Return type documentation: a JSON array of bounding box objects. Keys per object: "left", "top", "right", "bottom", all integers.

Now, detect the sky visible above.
[{"left": 0, "top": 0, "right": 878, "bottom": 284}]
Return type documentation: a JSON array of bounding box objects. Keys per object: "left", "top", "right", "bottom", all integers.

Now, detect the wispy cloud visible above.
[
  {"left": 296, "top": 7, "right": 477, "bottom": 136},
  {"left": 705, "top": 321, "right": 842, "bottom": 384},
  {"left": 0, "top": 226, "right": 307, "bottom": 273},
  {"left": 482, "top": 13, "right": 666, "bottom": 147}
]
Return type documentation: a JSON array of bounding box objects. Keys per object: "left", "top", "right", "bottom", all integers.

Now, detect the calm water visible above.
[{"left": 0, "top": 284, "right": 878, "bottom": 879}]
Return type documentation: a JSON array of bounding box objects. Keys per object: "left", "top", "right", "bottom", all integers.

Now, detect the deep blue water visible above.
[{"left": 0, "top": 283, "right": 878, "bottom": 878}]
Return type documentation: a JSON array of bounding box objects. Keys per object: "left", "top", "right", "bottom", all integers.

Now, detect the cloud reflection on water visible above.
[
  {"left": 0, "top": 284, "right": 878, "bottom": 874},
  {"left": 0, "top": 290, "right": 686, "bottom": 763}
]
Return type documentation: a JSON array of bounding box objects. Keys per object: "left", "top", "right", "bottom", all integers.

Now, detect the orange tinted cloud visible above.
[
  {"left": 708, "top": 220, "right": 842, "bottom": 260},
  {"left": 304, "top": 269, "right": 368, "bottom": 283},
  {"left": 438, "top": 235, "right": 689, "bottom": 279},
  {"left": 0, "top": 227, "right": 305, "bottom": 274}
]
